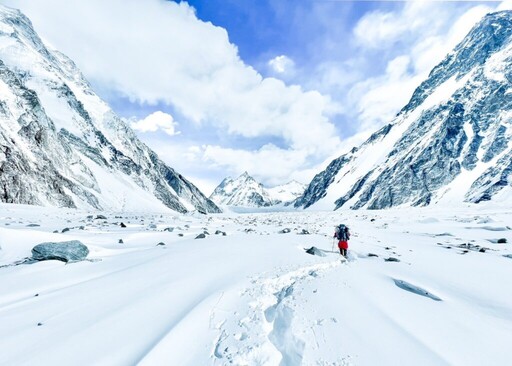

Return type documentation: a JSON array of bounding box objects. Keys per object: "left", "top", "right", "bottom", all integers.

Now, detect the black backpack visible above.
[{"left": 335, "top": 224, "right": 349, "bottom": 241}]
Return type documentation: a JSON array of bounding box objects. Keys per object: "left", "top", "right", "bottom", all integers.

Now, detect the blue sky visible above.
[{"left": 2, "top": 0, "right": 508, "bottom": 193}]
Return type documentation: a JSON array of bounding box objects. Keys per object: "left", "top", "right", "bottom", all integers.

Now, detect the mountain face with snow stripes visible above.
[
  {"left": 210, "top": 172, "right": 305, "bottom": 208},
  {"left": 295, "top": 11, "right": 512, "bottom": 211},
  {"left": 0, "top": 6, "right": 220, "bottom": 213}
]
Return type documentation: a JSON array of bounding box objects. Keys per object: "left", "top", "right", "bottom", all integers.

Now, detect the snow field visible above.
[{"left": 0, "top": 203, "right": 511, "bottom": 365}]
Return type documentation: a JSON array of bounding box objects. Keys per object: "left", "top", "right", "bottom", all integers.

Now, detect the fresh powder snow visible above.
[{"left": 0, "top": 202, "right": 511, "bottom": 365}]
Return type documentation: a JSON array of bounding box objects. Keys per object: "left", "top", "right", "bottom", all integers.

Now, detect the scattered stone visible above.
[
  {"left": 120, "top": 222, "right": 127, "bottom": 228},
  {"left": 164, "top": 227, "right": 174, "bottom": 232},
  {"left": 79, "top": 226, "right": 85, "bottom": 230},
  {"left": 195, "top": 233, "right": 206, "bottom": 239},
  {"left": 298, "top": 229, "right": 310, "bottom": 235},
  {"left": 368, "top": 253, "right": 379, "bottom": 257},
  {"left": 156, "top": 242, "right": 166, "bottom": 246},
  {"left": 479, "top": 248, "right": 487, "bottom": 253},
  {"left": 149, "top": 224, "right": 157, "bottom": 229},
  {"left": 37, "top": 323, "right": 43, "bottom": 327},
  {"left": 203, "top": 231, "right": 210, "bottom": 235},
  {"left": 118, "top": 239, "right": 124, "bottom": 244},
  {"left": 278, "top": 228, "right": 291, "bottom": 234},
  {"left": 34, "top": 293, "right": 39, "bottom": 297},
  {"left": 370, "top": 219, "right": 375, "bottom": 222},
  {"left": 52, "top": 230, "right": 59, "bottom": 233},
  {"left": 26, "top": 224, "right": 40, "bottom": 227},
  {"left": 95, "top": 215, "right": 107, "bottom": 220},
  {"left": 31, "top": 240, "right": 89, "bottom": 263},
  {"left": 385, "top": 247, "right": 392, "bottom": 250},
  {"left": 178, "top": 233, "right": 184, "bottom": 237},
  {"left": 304, "top": 246, "right": 326, "bottom": 257},
  {"left": 86, "top": 215, "right": 93, "bottom": 220},
  {"left": 497, "top": 238, "right": 508, "bottom": 244},
  {"left": 61, "top": 228, "right": 70, "bottom": 233},
  {"left": 503, "top": 254, "right": 512, "bottom": 259},
  {"left": 385, "top": 257, "right": 400, "bottom": 262}
]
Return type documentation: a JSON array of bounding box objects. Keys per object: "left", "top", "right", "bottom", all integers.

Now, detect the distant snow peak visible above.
[
  {"left": 0, "top": 5, "right": 219, "bottom": 214},
  {"left": 210, "top": 173, "right": 306, "bottom": 208},
  {"left": 296, "top": 10, "right": 512, "bottom": 210}
]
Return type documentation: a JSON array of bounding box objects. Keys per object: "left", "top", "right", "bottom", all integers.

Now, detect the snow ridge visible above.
[
  {"left": 0, "top": 5, "right": 220, "bottom": 213},
  {"left": 295, "top": 10, "right": 512, "bottom": 210},
  {"left": 210, "top": 172, "right": 306, "bottom": 208}
]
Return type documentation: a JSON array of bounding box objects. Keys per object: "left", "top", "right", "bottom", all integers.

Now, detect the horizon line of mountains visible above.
[{"left": 0, "top": 5, "right": 511, "bottom": 212}]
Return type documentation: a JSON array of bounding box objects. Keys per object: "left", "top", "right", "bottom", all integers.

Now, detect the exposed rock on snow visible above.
[
  {"left": 31, "top": 240, "right": 89, "bottom": 262},
  {"left": 393, "top": 279, "right": 442, "bottom": 301},
  {"left": 385, "top": 257, "right": 400, "bottom": 262},
  {"left": 304, "top": 246, "right": 326, "bottom": 257}
]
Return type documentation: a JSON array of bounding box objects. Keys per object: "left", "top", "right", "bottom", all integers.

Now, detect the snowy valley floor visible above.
[{"left": 0, "top": 204, "right": 511, "bottom": 365}]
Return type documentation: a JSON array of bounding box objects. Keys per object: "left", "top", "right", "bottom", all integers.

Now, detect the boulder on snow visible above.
[
  {"left": 305, "top": 246, "right": 326, "bottom": 257},
  {"left": 368, "top": 253, "right": 379, "bottom": 257},
  {"left": 195, "top": 233, "right": 207, "bottom": 239},
  {"left": 61, "top": 227, "right": 70, "bottom": 233},
  {"left": 164, "top": 227, "right": 174, "bottom": 232},
  {"left": 385, "top": 257, "right": 400, "bottom": 262},
  {"left": 95, "top": 215, "right": 107, "bottom": 220},
  {"left": 298, "top": 229, "right": 310, "bottom": 235},
  {"left": 120, "top": 222, "right": 127, "bottom": 228},
  {"left": 278, "top": 228, "right": 291, "bottom": 234},
  {"left": 497, "top": 238, "right": 508, "bottom": 244},
  {"left": 31, "top": 240, "right": 89, "bottom": 262}
]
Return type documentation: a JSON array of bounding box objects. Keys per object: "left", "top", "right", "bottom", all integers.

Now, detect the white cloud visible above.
[
  {"left": 347, "top": 1, "right": 495, "bottom": 132},
  {"left": 268, "top": 55, "right": 295, "bottom": 74},
  {"left": 3, "top": 0, "right": 341, "bottom": 158},
  {"left": 130, "top": 111, "right": 179, "bottom": 136},
  {"left": 202, "top": 144, "right": 314, "bottom": 187}
]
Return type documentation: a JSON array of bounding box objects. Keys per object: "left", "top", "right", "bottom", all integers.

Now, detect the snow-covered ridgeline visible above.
[
  {"left": 296, "top": 11, "right": 512, "bottom": 211},
  {"left": 0, "top": 5, "right": 219, "bottom": 213},
  {"left": 210, "top": 172, "right": 306, "bottom": 208}
]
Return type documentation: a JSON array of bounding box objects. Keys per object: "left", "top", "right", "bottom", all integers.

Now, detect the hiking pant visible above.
[{"left": 340, "top": 248, "right": 347, "bottom": 257}]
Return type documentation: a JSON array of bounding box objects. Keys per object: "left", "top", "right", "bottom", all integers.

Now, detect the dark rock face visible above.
[
  {"left": 0, "top": 7, "right": 220, "bottom": 214},
  {"left": 295, "top": 11, "right": 512, "bottom": 210},
  {"left": 294, "top": 156, "right": 352, "bottom": 209},
  {"left": 31, "top": 240, "right": 89, "bottom": 262}
]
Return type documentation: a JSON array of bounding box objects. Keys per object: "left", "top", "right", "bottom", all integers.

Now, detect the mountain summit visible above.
[
  {"left": 210, "top": 173, "right": 305, "bottom": 207},
  {"left": 295, "top": 10, "right": 512, "bottom": 210},
  {"left": 0, "top": 6, "right": 219, "bottom": 213}
]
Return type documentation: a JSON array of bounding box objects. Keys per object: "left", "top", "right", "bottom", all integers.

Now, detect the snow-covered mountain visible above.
[
  {"left": 210, "top": 172, "right": 305, "bottom": 207},
  {"left": 0, "top": 6, "right": 220, "bottom": 213},
  {"left": 267, "top": 180, "right": 307, "bottom": 204},
  {"left": 296, "top": 10, "right": 512, "bottom": 211}
]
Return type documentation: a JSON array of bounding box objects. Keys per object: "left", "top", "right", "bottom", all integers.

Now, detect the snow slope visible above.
[
  {"left": 295, "top": 11, "right": 512, "bottom": 211},
  {"left": 0, "top": 203, "right": 511, "bottom": 365},
  {"left": 0, "top": 5, "right": 219, "bottom": 214}
]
